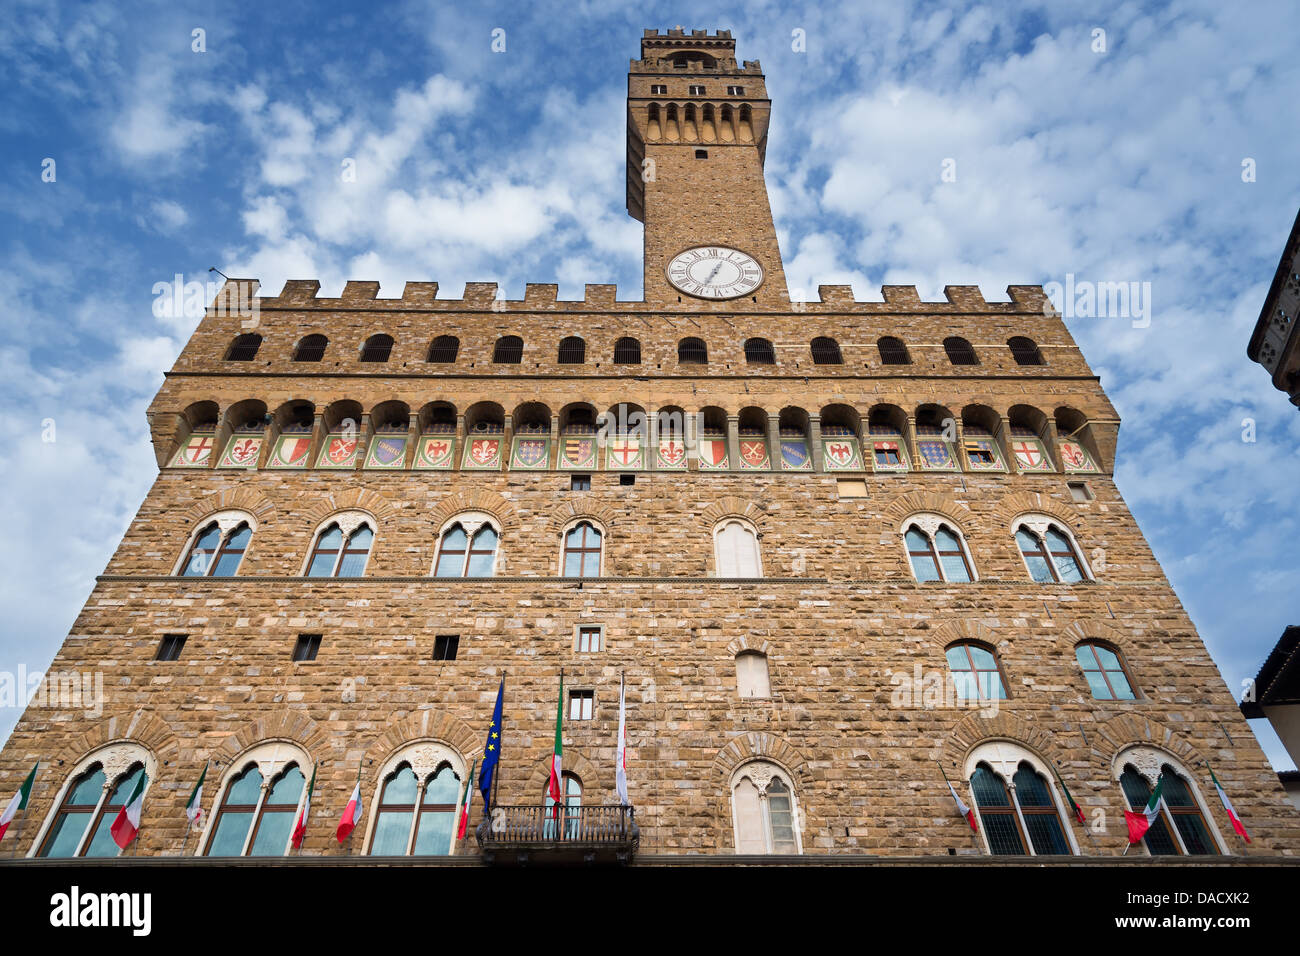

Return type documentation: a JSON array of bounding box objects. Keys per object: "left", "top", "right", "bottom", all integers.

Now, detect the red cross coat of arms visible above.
[
  {"left": 1012, "top": 441, "right": 1044, "bottom": 468},
  {"left": 610, "top": 437, "right": 640, "bottom": 466},
  {"left": 327, "top": 437, "right": 357, "bottom": 464},
  {"left": 181, "top": 434, "right": 213, "bottom": 464}
]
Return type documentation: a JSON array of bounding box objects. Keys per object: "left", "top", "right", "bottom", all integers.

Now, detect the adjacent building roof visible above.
[{"left": 1240, "top": 625, "right": 1300, "bottom": 718}]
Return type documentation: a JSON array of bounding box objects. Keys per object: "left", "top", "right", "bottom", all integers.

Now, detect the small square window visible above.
[
  {"left": 293, "top": 634, "right": 321, "bottom": 662},
  {"left": 571, "top": 474, "right": 591, "bottom": 491},
  {"left": 576, "top": 626, "right": 602, "bottom": 653},
  {"left": 569, "top": 690, "right": 594, "bottom": 720},
  {"left": 433, "top": 635, "right": 459, "bottom": 660},
  {"left": 1068, "top": 481, "right": 1094, "bottom": 502},
  {"left": 619, "top": 473, "right": 635, "bottom": 486},
  {"left": 837, "top": 479, "right": 868, "bottom": 498},
  {"left": 650, "top": 84, "right": 667, "bottom": 95},
  {"left": 688, "top": 84, "right": 705, "bottom": 95},
  {"left": 694, "top": 148, "right": 708, "bottom": 159},
  {"left": 727, "top": 85, "right": 745, "bottom": 95},
  {"left": 155, "top": 634, "right": 186, "bottom": 661}
]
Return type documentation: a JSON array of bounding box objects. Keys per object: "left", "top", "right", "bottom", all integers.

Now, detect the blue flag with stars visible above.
[{"left": 479, "top": 678, "right": 504, "bottom": 807}]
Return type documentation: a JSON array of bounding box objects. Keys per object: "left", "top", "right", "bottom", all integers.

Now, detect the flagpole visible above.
[
  {"left": 934, "top": 760, "right": 980, "bottom": 849},
  {"left": 1206, "top": 761, "right": 1250, "bottom": 852},
  {"left": 1051, "top": 760, "right": 1099, "bottom": 852},
  {"left": 491, "top": 672, "right": 505, "bottom": 812}
]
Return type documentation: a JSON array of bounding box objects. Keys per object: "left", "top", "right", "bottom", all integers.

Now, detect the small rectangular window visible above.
[
  {"left": 619, "top": 473, "right": 635, "bottom": 486},
  {"left": 1068, "top": 481, "right": 1094, "bottom": 502},
  {"left": 650, "top": 84, "right": 667, "bottom": 94},
  {"left": 694, "top": 148, "right": 708, "bottom": 159},
  {"left": 569, "top": 690, "right": 594, "bottom": 720},
  {"left": 727, "top": 85, "right": 745, "bottom": 95},
  {"left": 293, "top": 634, "right": 321, "bottom": 662},
  {"left": 688, "top": 84, "right": 705, "bottom": 95},
  {"left": 571, "top": 474, "right": 591, "bottom": 491},
  {"left": 433, "top": 635, "right": 459, "bottom": 660},
  {"left": 576, "top": 626, "right": 602, "bottom": 653},
  {"left": 155, "top": 634, "right": 186, "bottom": 661},
  {"left": 837, "top": 479, "right": 868, "bottom": 498}
]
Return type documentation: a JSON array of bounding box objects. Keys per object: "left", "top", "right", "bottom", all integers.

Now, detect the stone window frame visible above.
[
  {"left": 574, "top": 623, "right": 603, "bottom": 653},
  {"left": 28, "top": 742, "right": 155, "bottom": 858},
  {"left": 431, "top": 511, "right": 502, "bottom": 577},
  {"left": 198, "top": 740, "right": 312, "bottom": 858},
  {"left": 361, "top": 740, "right": 470, "bottom": 857},
  {"left": 1111, "top": 745, "right": 1226, "bottom": 857},
  {"left": 898, "top": 513, "right": 977, "bottom": 583},
  {"left": 172, "top": 509, "right": 258, "bottom": 577},
  {"left": 559, "top": 517, "right": 606, "bottom": 578},
  {"left": 944, "top": 640, "right": 1011, "bottom": 701},
  {"left": 1074, "top": 640, "right": 1141, "bottom": 701},
  {"left": 961, "top": 740, "right": 1080, "bottom": 857},
  {"left": 729, "top": 759, "right": 803, "bottom": 855},
  {"left": 1012, "top": 514, "right": 1092, "bottom": 583},
  {"left": 712, "top": 517, "right": 763, "bottom": 578},
  {"left": 299, "top": 510, "right": 378, "bottom": 578},
  {"left": 735, "top": 649, "right": 771, "bottom": 699}
]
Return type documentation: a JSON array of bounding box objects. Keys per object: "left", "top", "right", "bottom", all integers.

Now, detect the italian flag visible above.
[
  {"left": 547, "top": 673, "right": 564, "bottom": 820},
  {"left": 0, "top": 764, "right": 37, "bottom": 841},
  {"left": 185, "top": 762, "right": 208, "bottom": 826},
  {"left": 336, "top": 770, "right": 363, "bottom": 843},
  {"left": 456, "top": 759, "right": 477, "bottom": 839},
  {"left": 1051, "top": 765, "right": 1086, "bottom": 825},
  {"left": 291, "top": 763, "right": 317, "bottom": 850},
  {"left": 1125, "top": 773, "right": 1164, "bottom": 844},
  {"left": 109, "top": 772, "right": 147, "bottom": 850},
  {"left": 1209, "top": 766, "right": 1250, "bottom": 843},
  {"left": 946, "top": 778, "right": 977, "bottom": 832}
]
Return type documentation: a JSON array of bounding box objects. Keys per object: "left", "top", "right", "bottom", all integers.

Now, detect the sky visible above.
[{"left": 1, "top": 0, "right": 1297, "bottom": 770}]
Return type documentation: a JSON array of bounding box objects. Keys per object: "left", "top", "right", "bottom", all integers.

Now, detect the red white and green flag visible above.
[
  {"left": 1124, "top": 773, "right": 1164, "bottom": 844},
  {"left": 1208, "top": 766, "right": 1250, "bottom": 843},
  {"left": 336, "top": 768, "right": 363, "bottom": 843},
  {"left": 109, "top": 771, "right": 147, "bottom": 850},
  {"left": 1051, "top": 764, "right": 1087, "bottom": 825},
  {"left": 185, "top": 762, "right": 208, "bottom": 827},
  {"left": 946, "top": 778, "right": 977, "bottom": 832},
  {"left": 456, "top": 759, "right": 477, "bottom": 840},
  {"left": 547, "top": 672, "right": 564, "bottom": 820},
  {"left": 291, "top": 763, "right": 317, "bottom": 849},
  {"left": 0, "top": 763, "right": 38, "bottom": 841}
]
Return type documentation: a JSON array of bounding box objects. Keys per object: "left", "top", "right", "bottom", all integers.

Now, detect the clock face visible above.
[{"left": 666, "top": 246, "right": 763, "bottom": 299}]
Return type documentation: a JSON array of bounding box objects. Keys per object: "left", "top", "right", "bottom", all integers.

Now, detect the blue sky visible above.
[{"left": 1, "top": 0, "right": 1297, "bottom": 769}]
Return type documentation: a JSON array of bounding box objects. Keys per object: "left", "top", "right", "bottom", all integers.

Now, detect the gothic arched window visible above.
[
  {"left": 562, "top": 521, "right": 603, "bottom": 577},
  {"left": 204, "top": 745, "right": 309, "bottom": 857},
  {"left": 305, "top": 516, "right": 375, "bottom": 577},
  {"left": 968, "top": 760, "right": 1072, "bottom": 856},
  {"left": 731, "top": 762, "right": 800, "bottom": 854},
  {"left": 1015, "top": 519, "right": 1088, "bottom": 583},
  {"left": 36, "top": 751, "right": 150, "bottom": 858},
  {"left": 369, "top": 757, "right": 465, "bottom": 856},
  {"left": 434, "top": 516, "right": 499, "bottom": 578},
  {"left": 179, "top": 515, "right": 254, "bottom": 577},
  {"left": 714, "top": 519, "right": 762, "bottom": 577},
  {"left": 1118, "top": 759, "right": 1218, "bottom": 856},
  {"left": 903, "top": 518, "right": 973, "bottom": 582}
]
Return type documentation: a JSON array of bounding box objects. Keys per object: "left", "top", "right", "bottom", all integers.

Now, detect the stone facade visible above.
[{"left": 2, "top": 28, "right": 1296, "bottom": 861}]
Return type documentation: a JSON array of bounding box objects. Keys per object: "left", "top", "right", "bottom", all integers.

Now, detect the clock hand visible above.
[{"left": 703, "top": 262, "right": 723, "bottom": 284}]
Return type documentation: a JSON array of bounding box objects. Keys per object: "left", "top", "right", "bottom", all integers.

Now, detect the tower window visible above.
[
  {"left": 944, "top": 336, "right": 979, "bottom": 365},
  {"left": 877, "top": 336, "right": 911, "bottom": 365},
  {"left": 433, "top": 635, "right": 459, "bottom": 661},
  {"left": 650, "top": 84, "right": 667, "bottom": 94},
  {"left": 613, "top": 337, "right": 642, "bottom": 364},
  {"left": 694, "top": 148, "right": 708, "bottom": 159},
  {"left": 810, "top": 337, "right": 843, "bottom": 364},
  {"left": 688, "top": 84, "right": 705, "bottom": 95},
  {"left": 727, "top": 85, "right": 745, "bottom": 95},
  {"left": 292, "top": 635, "right": 322, "bottom": 662},
  {"left": 427, "top": 335, "right": 460, "bottom": 363},
  {"left": 225, "top": 333, "right": 262, "bottom": 362},
  {"left": 571, "top": 474, "right": 591, "bottom": 491},
  {"left": 360, "top": 334, "right": 394, "bottom": 362},
  {"left": 678, "top": 337, "right": 708, "bottom": 364},
  {"left": 557, "top": 336, "right": 586, "bottom": 364},
  {"left": 155, "top": 634, "right": 187, "bottom": 661},
  {"left": 1008, "top": 336, "right": 1045, "bottom": 366},
  {"left": 493, "top": 335, "right": 524, "bottom": 364},
  {"left": 744, "top": 337, "right": 775, "bottom": 364},
  {"left": 293, "top": 334, "right": 328, "bottom": 362}
]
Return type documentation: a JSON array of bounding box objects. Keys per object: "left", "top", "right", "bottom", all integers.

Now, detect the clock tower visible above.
[{"left": 627, "top": 29, "right": 791, "bottom": 307}]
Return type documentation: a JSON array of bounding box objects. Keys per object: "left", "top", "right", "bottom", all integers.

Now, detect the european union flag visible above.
[{"left": 478, "top": 678, "right": 504, "bottom": 807}]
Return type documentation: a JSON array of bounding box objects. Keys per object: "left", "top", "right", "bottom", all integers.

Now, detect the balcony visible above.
[{"left": 476, "top": 805, "right": 639, "bottom": 865}]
